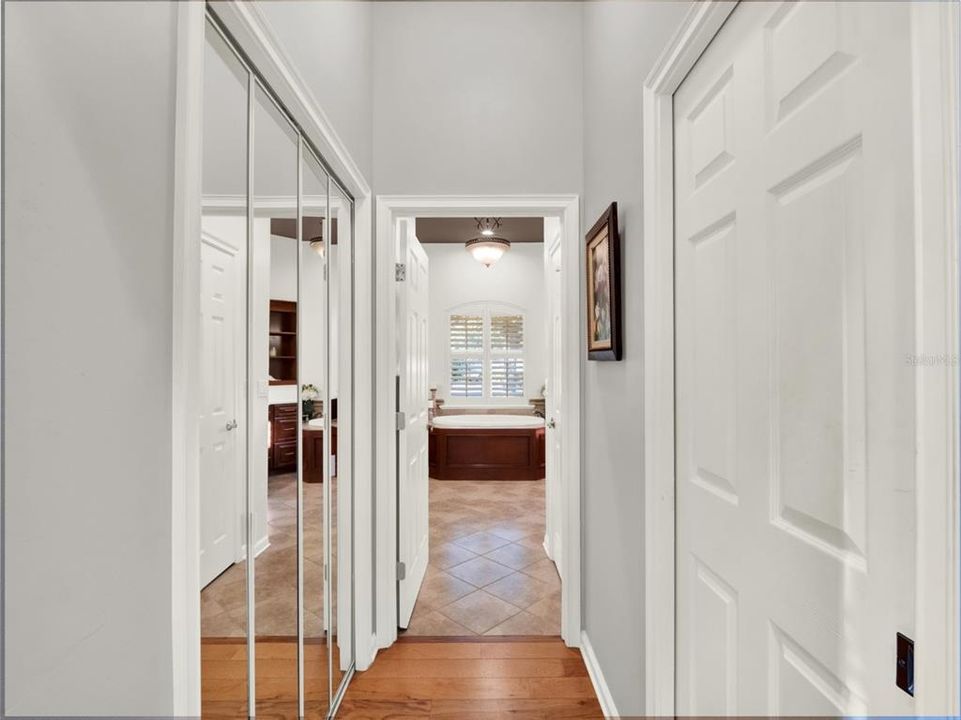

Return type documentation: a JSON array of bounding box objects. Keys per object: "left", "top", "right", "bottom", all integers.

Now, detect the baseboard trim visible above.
[{"left": 580, "top": 630, "right": 619, "bottom": 719}]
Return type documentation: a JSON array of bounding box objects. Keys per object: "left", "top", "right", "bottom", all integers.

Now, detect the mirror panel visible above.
[
  {"left": 199, "top": 20, "right": 249, "bottom": 719},
  {"left": 300, "top": 147, "right": 330, "bottom": 715},
  {"left": 252, "top": 82, "right": 300, "bottom": 716},
  {"left": 329, "top": 179, "right": 354, "bottom": 699}
]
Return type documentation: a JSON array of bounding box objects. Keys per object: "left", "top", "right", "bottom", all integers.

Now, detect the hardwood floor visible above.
[
  {"left": 202, "top": 639, "right": 341, "bottom": 719},
  {"left": 202, "top": 637, "right": 603, "bottom": 718},
  {"left": 337, "top": 637, "right": 604, "bottom": 719}
]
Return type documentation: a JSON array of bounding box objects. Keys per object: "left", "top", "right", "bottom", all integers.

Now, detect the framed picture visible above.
[{"left": 585, "top": 202, "right": 622, "bottom": 361}]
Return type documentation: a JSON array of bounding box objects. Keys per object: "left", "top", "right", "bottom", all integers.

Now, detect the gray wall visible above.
[
  {"left": 372, "top": 1, "right": 583, "bottom": 195},
  {"left": 4, "top": 1, "right": 179, "bottom": 714},
  {"left": 581, "top": 1, "right": 689, "bottom": 715},
  {"left": 256, "top": 1, "right": 374, "bottom": 183}
]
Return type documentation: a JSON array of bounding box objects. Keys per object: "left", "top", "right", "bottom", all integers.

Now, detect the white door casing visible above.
[
  {"left": 674, "top": 2, "right": 931, "bottom": 715},
  {"left": 396, "top": 218, "right": 430, "bottom": 629},
  {"left": 543, "top": 222, "right": 563, "bottom": 573},
  {"left": 374, "top": 195, "right": 581, "bottom": 656},
  {"left": 199, "top": 231, "right": 244, "bottom": 588}
]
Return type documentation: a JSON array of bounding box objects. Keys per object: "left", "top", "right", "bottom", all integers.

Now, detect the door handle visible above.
[
  {"left": 226, "top": 419, "right": 238, "bottom": 431},
  {"left": 547, "top": 418, "right": 557, "bottom": 429}
]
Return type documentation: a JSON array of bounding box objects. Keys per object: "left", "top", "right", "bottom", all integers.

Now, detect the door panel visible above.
[
  {"left": 397, "top": 218, "right": 430, "bottom": 628},
  {"left": 544, "top": 230, "right": 563, "bottom": 569},
  {"left": 675, "top": 2, "right": 918, "bottom": 715},
  {"left": 200, "top": 236, "right": 241, "bottom": 588}
]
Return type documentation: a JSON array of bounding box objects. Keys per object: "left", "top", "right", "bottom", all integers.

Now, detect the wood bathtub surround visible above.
[{"left": 429, "top": 426, "right": 546, "bottom": 481}]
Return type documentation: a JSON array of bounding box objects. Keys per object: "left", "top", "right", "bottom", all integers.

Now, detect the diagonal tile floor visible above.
[
  {"left": 404, "top": 479, "right": 560, "bottom": 637},
  {"left": 201, "top": 472, "right": 336, "bottom": 638}
]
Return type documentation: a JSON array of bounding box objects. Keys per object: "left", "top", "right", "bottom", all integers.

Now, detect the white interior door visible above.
[
  {"left": 397, "top": 218, "right": 430, "bottom": 628},
  {"left": 199, "top": 233, "right": 243, "bottom": 588},
  {"left": 675, "top": 2, "right": 920, "bottom": 715},
  {"left": 544, "top": 225, "right": 563, "bottom": 573}
]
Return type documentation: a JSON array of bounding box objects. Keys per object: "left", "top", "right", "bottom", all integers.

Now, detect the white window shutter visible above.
[
  {"left": 449, "top": 314, "right": 484, "bottom": 397},
  {"left": 490, "top": 314, "right": 524, "bottom": 397}
]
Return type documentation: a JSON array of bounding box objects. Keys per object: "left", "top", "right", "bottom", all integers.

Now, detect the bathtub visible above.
[
  {"left": 432, "top": 414, "right": 544, "bottom": 429},
  {"left": 429, "top": 414, "right": 545, "bottom": 481}
]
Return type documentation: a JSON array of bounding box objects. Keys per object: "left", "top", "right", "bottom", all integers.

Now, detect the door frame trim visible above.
[
  {"left": 641, "top": 1, "right": 959, "bottom": 715},
  {"left": 372, "top": 195, "right": 581, "bottom": 659}
]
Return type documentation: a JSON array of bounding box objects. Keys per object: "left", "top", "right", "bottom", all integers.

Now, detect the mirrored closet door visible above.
[
  {"left": 199, "top": 10, "right": 355, "bottom": 718},
  {"left": 199, "top": 21, "right": 249, "bottom": 719}
]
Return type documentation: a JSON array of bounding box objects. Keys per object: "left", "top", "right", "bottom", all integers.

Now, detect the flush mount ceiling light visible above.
[
  {"left": 308, "top": 236, "right": 325, "bottom": 257},
  {"left": 466, "top": 217, "right": 510, "bottom": 267}
]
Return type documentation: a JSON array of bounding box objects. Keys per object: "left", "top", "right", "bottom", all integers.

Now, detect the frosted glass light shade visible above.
[{"left": 465, "top": 237, "right": 510, "bottom": 268}]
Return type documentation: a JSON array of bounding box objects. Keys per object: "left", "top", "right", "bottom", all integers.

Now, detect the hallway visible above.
[{"left": 4, "top": 1, "right": 958, "bottom": 718}]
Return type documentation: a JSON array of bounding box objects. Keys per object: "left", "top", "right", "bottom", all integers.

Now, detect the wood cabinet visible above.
[
  {"left": 303, "top": 423, "right": 337, "bottom": 483},
  {"left": 269, "top": 403, "right": 339, "bottom": 479},
  {"left": 269, "top": 300, "right": 297, "bottom": 385},
  {"left": 268, "top": 402, "right": 298, "bottom": 472}
]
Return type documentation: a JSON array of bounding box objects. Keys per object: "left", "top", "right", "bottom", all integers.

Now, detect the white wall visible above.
[
  {"left": 581, "top": 2, "right": 690, "bottom": 715},
  {"left": 372, "top": 1, "right": 583, "bottom": 195},
  {"left": 270, "top": 234, "right": 299, "bottom": 301},
  {"left": 4, "top": 1, "right": 180, "bottom": 714},
  {"left": 256, "top": 0, "right": 374, "bottom": 183},
  {"left": 423, "top": 242, "right": 546, "bottom": 404}
]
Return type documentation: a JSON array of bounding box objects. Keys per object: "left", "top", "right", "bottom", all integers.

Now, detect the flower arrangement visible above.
[{"left": 302, "top": 383, "right": 320, "bottom": 420}]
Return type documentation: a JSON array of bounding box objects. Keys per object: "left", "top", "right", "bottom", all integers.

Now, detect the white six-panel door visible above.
[
  {"left": 675, "top": 2, "right": 919, "bottom": 714},
  {"left": 199, "top": 233, "right": 243, "bottom": 588},
  {"left": 544, "top": 228, "right": 564, "bottom": 573},
  {"left": 397, "top": 218, "right": 431, "bottom": 628}
]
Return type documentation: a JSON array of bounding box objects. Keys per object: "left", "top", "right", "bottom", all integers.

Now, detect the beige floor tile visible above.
[
  {"left": 446, "top": 556, "right": 515, "bottom": 588},
  {"left": 404, "top": 609, "right": 472, "bottom": 636},
  {"left": 484, "top": 609, "right": 560, "bottom": 636},
  {"left": 453, "top": 530, "right": 513, "bottom": 555},
  {"left": 483, "top": 542, "right": 545, "bottom": 570},
  {"left": 526, "top": 590, "right": 562, "bottom": 621},
  {"left": 521, "top": 557, "right": 562, "bottom": 589},
  {"left": 438, "top": 590, "right": 523, "bottom": 634},
  {"left": 429, "top": 541, "right": 478, "bottom": 570},
  {"left": 486, "top": 522, "right": 534, "bottom": 542},
  {"left": 514, "top": 534, "right": 547, "bottom": 551},
  {"left": 416, "top": 570, "right": 476, "bottom": 610},
  {"left": 482, "top": 571, "right": 553, "bottom": 609}
]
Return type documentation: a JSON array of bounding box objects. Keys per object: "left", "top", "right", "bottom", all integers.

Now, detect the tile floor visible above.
[
  {"left": 404, "top": 478, "right": 560, "bottom": 637},
  {"left": 201, "top": 473, "right": 336, "bottom": 638}
]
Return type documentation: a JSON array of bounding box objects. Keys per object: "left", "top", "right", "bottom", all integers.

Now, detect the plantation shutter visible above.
[
  {"left": 490, "top": 314, "right": 524, "bottom": 397},
  {"left": 449, "top": 314, "right": 484, "bottom": 397}
]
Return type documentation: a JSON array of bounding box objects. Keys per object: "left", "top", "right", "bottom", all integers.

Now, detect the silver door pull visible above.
[{"left": 226, "top": 419, "right": 238, "bottom": 431}]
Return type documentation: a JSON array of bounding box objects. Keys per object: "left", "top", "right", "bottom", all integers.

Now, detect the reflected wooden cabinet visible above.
[
  {"left": 269, "top": 402, "right": 298, "bottom": 472},
  {"left": 303, "top": 423, "right": 337, "bottom": 483},
  {"left": 270, "top": 403, "right": 339, "bottom": 479}
]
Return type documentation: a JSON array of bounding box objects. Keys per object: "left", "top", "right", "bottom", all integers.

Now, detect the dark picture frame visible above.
[{"left": 585, "top": 202, "right": 622, "bottom": 361}]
